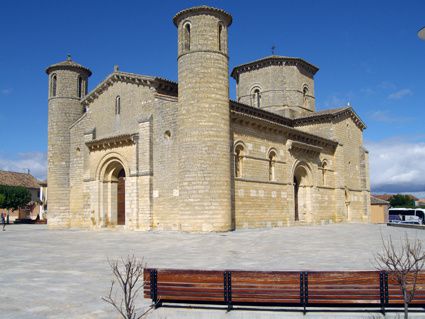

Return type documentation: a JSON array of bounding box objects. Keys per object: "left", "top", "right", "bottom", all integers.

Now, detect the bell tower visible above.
[
  {"left": 46, "top": 55, "right": 91, "bottom": 228},
  {"left": 174, "top": 6, "right": 233, "bottom": 231}
]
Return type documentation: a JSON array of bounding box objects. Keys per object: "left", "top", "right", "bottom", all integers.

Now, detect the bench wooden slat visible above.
[
  {"left": 144, "top": 268, "right": 425, "bottom": 309},
  {"left": 155, "top": 295, "right": 225, "bottom": 302}
]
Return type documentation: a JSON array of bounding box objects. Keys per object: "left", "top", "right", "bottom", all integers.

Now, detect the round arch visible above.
[
  {"left": 96, "top": 152, "right": 130, "bottom": 181},
  {"left": 95, "top": 152, "right": 130, "bottom": 227},
  {"left": 291, "top": 161, "right": 313, "bottom": 186},
  {"left": 292, "top": 161, "right": 313, "bottom": 222},
  {"left": 233, "top": 141, "right": 246, "bottom": 178}
]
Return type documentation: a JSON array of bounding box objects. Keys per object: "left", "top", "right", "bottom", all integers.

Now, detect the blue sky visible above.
[{"left": 0, "top": 0, "right": 424, "bottom": 197}]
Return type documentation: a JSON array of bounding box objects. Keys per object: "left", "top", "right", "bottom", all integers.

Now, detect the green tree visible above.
[
  {"left": 389, "top": 194, "right": 415, "bottom": 208},
  {"left": 0, "top": 185, "right": 32, "bottom": 211},
  {"left": 0, "top": 193, "right": 5, "bottom": 208}
]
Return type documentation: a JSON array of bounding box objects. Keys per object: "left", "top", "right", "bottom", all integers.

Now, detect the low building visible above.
[
  {"left": 0, "top": 170, "right": 43, "bottom": 222},
  {"left": 415, "top": 198, "right": 425, "bottom": 207},
  {"left": 370, "top": 196, "right": 390, "bottom": 224}
]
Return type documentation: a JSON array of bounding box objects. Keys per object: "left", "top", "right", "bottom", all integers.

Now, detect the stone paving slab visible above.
[{"left": 1, "top": 223, "right": 424, "bottom": 318}]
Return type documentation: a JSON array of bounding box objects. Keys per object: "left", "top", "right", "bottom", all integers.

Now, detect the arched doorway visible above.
[
  {"left": 99, "top": 159, "right": 127, "bottom": 227},
  {"left": 293, "top": 163, "right": 312, "bottom": 223}
]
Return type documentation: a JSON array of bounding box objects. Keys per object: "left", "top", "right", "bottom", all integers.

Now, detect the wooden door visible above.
[
  {"left": 294, "top": 176, "right": 299, "bottom": 221},
  {"left": 117, "top": 169, "right": 125, "bottom": 225}
]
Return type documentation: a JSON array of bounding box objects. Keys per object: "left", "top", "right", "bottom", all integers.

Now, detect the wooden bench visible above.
[{"left": 143, "top": 268, "right": 425, "bottom": 313}]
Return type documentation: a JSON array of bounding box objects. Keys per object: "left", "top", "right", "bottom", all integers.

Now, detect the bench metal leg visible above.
[{"left": 224, "top": 271, "right": 233, "bottom": 312}]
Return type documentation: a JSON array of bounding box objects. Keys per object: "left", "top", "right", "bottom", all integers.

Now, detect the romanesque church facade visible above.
[{"left": 46, "top": 6, "right": 370, "bottom": 231}]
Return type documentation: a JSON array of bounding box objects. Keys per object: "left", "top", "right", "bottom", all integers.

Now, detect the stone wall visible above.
[
  {"left": 293, "top": 114, "right": 370, "bottom": 223},
  {"left": 151, "top": 95, "right": 179, "bottom": 230},
  {"left": 175, "top": 7, "right": 232, "bottom": 232},
  {"left": 236, "top": 64, "right": 315, "bottom": 118},
  {"left": 231, "top": 118, "right": 351, "bottom": 228},
  {"left": 47, "top": 67, "right": 89, "bottom": 228}
]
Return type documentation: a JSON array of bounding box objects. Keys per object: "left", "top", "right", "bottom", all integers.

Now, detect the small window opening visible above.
[
  {"left": 218, "top": 24, "right": 225, "bottom": 52},
  {"left": 184, "top": 23, "right": 191, "bottom": 51},
  {"left": 234, "top": 144, "right": 244, "bottom": 178},
  {"left": 269, "top": 151, "right": 276, "bottom": 181},
  {"left": 303, "top": 86, "right": 308, "bottom": 107},
  {"left": 115, "top": 96, "right": 121, "bottom": 115},
  {"left": 78, "top": 76, "right": 83, "bottom": 98},
  {"left": 253, "top": 88, "right": 261, "bottom": 108},
  {"left": 51, "top": 74, "right": 57, "bottom": 97}
]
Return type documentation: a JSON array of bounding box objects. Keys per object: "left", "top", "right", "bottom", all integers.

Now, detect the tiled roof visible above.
[
  {"left": 46, "top": 55, "right": 92, "bottom": 76},
  {"left": 298, "top": 107, "right": 350, "bottom": 118},
  {"left": 173, "top": 6, "right": 232, "bottom": 26},
  {"left": 231, "top": 55, "right": 319, "bottom": 80},
  {"left": 370, "top": 196, "right": 390, "bottom": 205},
  {"left": 81, "top": 71, "right": 177, "bottom": 106},
  {"left": 230, "top": 100, "right": 339, "bottom": 149},
  {"left": 293, "top": 106, "right": 366, "bottom": 130},
  {"left": 0, "top": 170, "right": 41, "bottom": 189}
]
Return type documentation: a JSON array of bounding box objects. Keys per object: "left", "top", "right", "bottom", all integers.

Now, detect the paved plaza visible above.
[{"left": 1, "top": 223, "right": 425, "bottom": 318}]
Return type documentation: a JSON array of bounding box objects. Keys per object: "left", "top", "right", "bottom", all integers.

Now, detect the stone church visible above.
[{"left": 46, "top": 6, "right": 370, "bottom": 232}]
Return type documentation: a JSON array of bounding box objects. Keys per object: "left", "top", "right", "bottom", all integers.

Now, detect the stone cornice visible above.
[
  {"left": 231, "top": 100, "right": 293, "bottom": 127},
  {"left": 231, "top": 55, "right": 319, "bottom": 81},
  {"left": 86, "top": 133, "right": 138, "bottom": 151},
  {"left": 230, "top": 101, "right": 338, "bottom": 150},
  {"left": 287, "top": 140, "right": 323, "bottom": 155},
  {"left": 293, "top": 107, "right": 367, "bottom": 131},
  {"left": 81, "top": 71, "right": 177, "bottom": 106}
]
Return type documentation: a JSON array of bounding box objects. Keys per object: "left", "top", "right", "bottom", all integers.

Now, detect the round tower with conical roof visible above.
[
  {"left": 46, "top": 55, "right": 91, "bottom": 228},
  {"left": 174, "top": 6, "right": 233, "bottom": 231}
]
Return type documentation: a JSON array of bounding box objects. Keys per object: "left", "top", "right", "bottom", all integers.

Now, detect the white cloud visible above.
[
  {"left": 368, "top": 110, "right": 412, "bottom": 124},
  {"left": 1, "top": 88, "right": 12, "bottom": 95},
  {"left": 366, "top": 140, "right": 425, "bottom": 194},
  {"left": 0, "top": 152, "right": 47, "bottom": 180},
  {"left": 378, "top": 81, "right": 396, "bottom": 90},
  {"left": 360, "top": 87, "right": 375, "bottom": 96},
  {"left": 388, "top": 88, "right": 412, "bottom": 100}
]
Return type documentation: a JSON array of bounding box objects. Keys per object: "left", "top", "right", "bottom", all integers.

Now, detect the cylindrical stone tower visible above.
[
  {"left": 46, "top": 55, "right": 91, "bottom": 228},
  {"left": 174, "top": 6, "right": 233, "bottom": 232}
]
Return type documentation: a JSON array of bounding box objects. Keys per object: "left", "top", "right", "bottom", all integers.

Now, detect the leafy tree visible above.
[
  {"left": 0, "top": 193, "right": 5, "bottom": 208},
  {"left": 390, "top": 194, "right": 415, "bottom": 208},
  {"left": 0, "top": 185, "right": 32, "bottom": 211}
]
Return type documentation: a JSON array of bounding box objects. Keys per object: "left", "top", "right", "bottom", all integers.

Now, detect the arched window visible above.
[
  {"left": 115, "top": 96, "right": 120, "bottom": 115},
  {"left": 218, "top": 23, "right": 224, "bottom": 52},
  {"left": 268, "top": 150, "right": 277, "bottom": 181},
  {"left": 183, "top": 23, "right": 191, "bottom": 51},
  {"left": 303, "top": 85, "right": 309, "bottom": 107},
  {"left": 78, "top": 76, "right": 83, "bottom": 98},
  {"left": 252, "top": 88, "right": 261, "bottom": 108},
  {"left": 51, "top": 74, "right": 57, "bottom": 97},
  {"left": 234, "top": 144, "right": 244, "bottom": 178}
]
